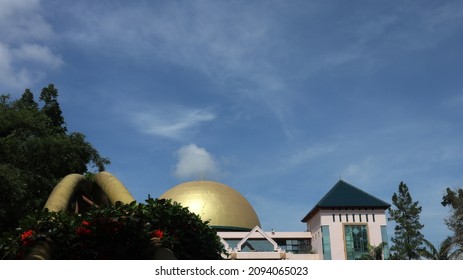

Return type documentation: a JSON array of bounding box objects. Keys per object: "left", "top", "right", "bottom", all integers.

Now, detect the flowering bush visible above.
[
  {"left": 151, "top": 229, "right": 163, "bottom": 239},
  {"left": 0, "top": 198, "right": 225, "bottom": 260},
  {"left": 20, "top": 230, "right": 34, "bottom": 247}
]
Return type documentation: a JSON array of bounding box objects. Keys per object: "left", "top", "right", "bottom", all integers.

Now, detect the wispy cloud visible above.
[
  {"left": 422, "top": 1, "right": 463, "bottom": 36},
  {"left": 441, "top": 94, "right": 463, "bottom": 108},
  {"left": 126, "top": 104, "right": 216, "bottom": 140},
  {"left": 371, "top": 2, "right": 463, "bottom": 52},
  {"left": 286, "top": 144, "right": 336, "bottom": 167},
  {"left": 341, "top": 156, "right": 379, "bottom": 186},
  {"left": 56, "top": 1, "right": 298, "bottom": 133}
]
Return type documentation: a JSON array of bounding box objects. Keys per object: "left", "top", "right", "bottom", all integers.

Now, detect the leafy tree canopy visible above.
[
  {"left": 0, "top": 85, "right": 110, "bottom": 232},
  {"left": 418, "top": 237, "right": 460, "bottom": 260},
  {"left": 388, "top": 182, "right": 424, "bottom": 260},
  {"left": 441, "top": 187, "right": 463, "bottom": 258}
]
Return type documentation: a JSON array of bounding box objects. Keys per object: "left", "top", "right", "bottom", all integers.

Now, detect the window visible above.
[
  {"left": 359, "top": 214, "right": 362, "bottom": 222},
  {"left": 372, "top": 214, "right": 376, "bottom": 222},
  {"left": 344, "top": 225, "right": 369, "bottom": 260},
  {"left": 277, "top": 239, "right": 311, "bottom": 254},
  {"left": 278, "top": 239, "right": 308, "bottom": 254},
  {"left": 346, "top": 214, "right": 349, "bottom": 222},
  {"left": 321, "top": 226, "right": 331, "bottom": 260},
  {"left": 226, "top": 239, "right": 241, "bottom": 250},
  {"left": 339, "top": 214, "right": 342, "bottom": 222},
  {"left": 352, "top": 214, "right": 355, "bottom": 222},
  {"left": 366, "top": 214, "right": 369, "bottom": 222},
  {"left": 381, "top": 225, "right": 390, "bottom": 259},
  {"left": 332, "top": 214, "right": 335, "bottom": 222},
  {"left": 240, "top": 240, "right": 275, "bottom": 252}
]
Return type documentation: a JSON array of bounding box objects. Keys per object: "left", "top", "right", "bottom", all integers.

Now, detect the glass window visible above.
[
  {"left": 344, "top": 225, "right": 369, "bottom": 260},
  {"left": 346, "top": 214, "right": 349, "bottom": 222},
  {"left": 352, "top": 214, "right": 355, "bottom": 222},
  {"left": 339, "top": 214, "right": 342, "bottom": 222},
  {"left": 359, "top": 214, "right": 362, "bottom": 222},
  {"left": 366, "top": 214, "right": 369, "bottom": 222},
  {"left": 381, "top": 225, "right": 390, "bottom": 259},
  {"left": 276, "top": 239, "right": 312, "bottom": 254},
  {"left": 240, "top": 240, "right": 275, "bottom": 252},
  {"left": 321, "top": 226, "right": 331, "bottom": 260},
  {"left": 332, "top": 214, "right": 335, "bottom": 222},
  {"left": 372, "top": 214, "right": 376, "bottom": 222},
  {"left": 225, "top": 239, "right": 240, "bottom": 250}
]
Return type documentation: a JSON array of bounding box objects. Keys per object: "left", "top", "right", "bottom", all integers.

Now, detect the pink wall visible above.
[{"left": 307, "top": 209, "right": 388, "bottom": 260}]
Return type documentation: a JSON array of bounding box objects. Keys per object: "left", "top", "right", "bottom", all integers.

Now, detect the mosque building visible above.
[{"left": 160, "top": 179, "right": 390, "bottom": 260}]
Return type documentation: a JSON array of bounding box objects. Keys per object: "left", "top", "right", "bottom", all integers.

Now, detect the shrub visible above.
[{"left": 0, "top": 198, "right": 225, "bottom": 260}]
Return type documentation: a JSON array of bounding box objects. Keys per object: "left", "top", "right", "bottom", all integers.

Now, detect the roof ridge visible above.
[
  {"left": 338, "top": 180, "right": 390, "bottom": 206},
  {"left": 301, "top": 180, "right": 390, "bottom": 223}
]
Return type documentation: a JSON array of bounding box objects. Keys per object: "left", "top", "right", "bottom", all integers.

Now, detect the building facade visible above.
[
  {"left": 301, "top": 180, "right": 390, "bottom": 260},
  {"left": 161, "top": 179, "right": 390, "bottom": 260}
]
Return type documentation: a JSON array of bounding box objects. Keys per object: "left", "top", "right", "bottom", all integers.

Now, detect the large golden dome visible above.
[{"left": 160, "top": 181, "right": 260, "bottom": 231}]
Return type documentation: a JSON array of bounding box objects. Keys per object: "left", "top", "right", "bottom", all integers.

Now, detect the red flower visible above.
[
  {"left": 76, "top": 220, "right": 92, "bottom": 235},
  {"left": 20, "top": 230, "right": 34, "bottom": 241},
  {"left": 20, "top": 230, "right": 34, "bottom": 246},
  {"left": 151, "top": 229, "right": 164, "bottom": 239}
]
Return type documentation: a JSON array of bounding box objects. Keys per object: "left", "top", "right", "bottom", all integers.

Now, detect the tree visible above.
[
  {"left": 39, "top": 84, "right": 66, "bottom": 133},
  {"left": 0, "top": 85, "right": 110, "bottom": 232},
  {"left": 441, "top": 187, "right": 463, "bottom": 258},
  {"left": 16, "top": 89, "right": 38, "bottom": 110},
  {"left": 388, "top": 182, "right": 424, "bottom": 259},
  {"left": 418, "top": 237, "right": 461, "bottom": 260}
]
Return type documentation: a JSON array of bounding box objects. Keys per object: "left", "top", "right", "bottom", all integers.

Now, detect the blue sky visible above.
[{"left": 1, "top": 0, "right": 463, "bottom": 246}]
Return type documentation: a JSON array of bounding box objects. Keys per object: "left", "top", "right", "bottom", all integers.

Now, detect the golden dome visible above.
[{"left": 160, "top": 181, "right": 260, "bottom": 231}]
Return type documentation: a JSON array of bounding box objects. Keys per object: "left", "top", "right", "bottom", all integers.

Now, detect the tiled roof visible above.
[{"left": 301, "top": 180, "right": 390, "bottom": 222}]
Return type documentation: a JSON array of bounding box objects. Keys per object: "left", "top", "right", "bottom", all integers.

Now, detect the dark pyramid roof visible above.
[{"left": 301, "top": 180, "right": 390, "bottom": 222}]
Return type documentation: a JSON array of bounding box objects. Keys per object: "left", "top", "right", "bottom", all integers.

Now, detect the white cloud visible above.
[
  {"left": 12, "top": 44, "right": 63, "bottom": 69},
  {"left": 128, "top": 105, "right": 216, "bottom": 139},
  {"left": 0, "top": 0, "right": 53, "bottom": 41},
  {"left": 0, "top": 43, "right": 62, "bottom": 91},
  {"left": 173, "top": 144, "right": 222, "bottom": 180},
  {"left": 0, "top": 0, "right": 61, "bottom": 92},
  {"left": 0, "top": 43, "right": 35, "bottom": 89}
]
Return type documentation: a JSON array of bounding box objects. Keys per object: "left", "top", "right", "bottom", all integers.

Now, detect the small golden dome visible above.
[{"left": 160, "top": 181, "right": 260, "bottom": 231}]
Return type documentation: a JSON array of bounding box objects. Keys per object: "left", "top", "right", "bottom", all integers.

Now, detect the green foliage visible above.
[
  {"left": 0, "top": 85, "right": 110, "bottom": 232},
  {"left": 441, "top": 188, "right": 463, "bottom": 258},
  {"left": 141, "top": 197, "right": 225, "bottom": 259},
  {"left": 39, "top": 84, "right": 67, "bottom": 133},
  {"left": 388, "top": 182, "right": 424, "bottom": 260},
  {"left": 418, "top": 237, "right": 461, "bottom": 260},
  {"left": 359, "top": 242, "right": 388, "bottom": 260},
  {"left": 0, "top": 198, "right": 225, "bottom": 260}
]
